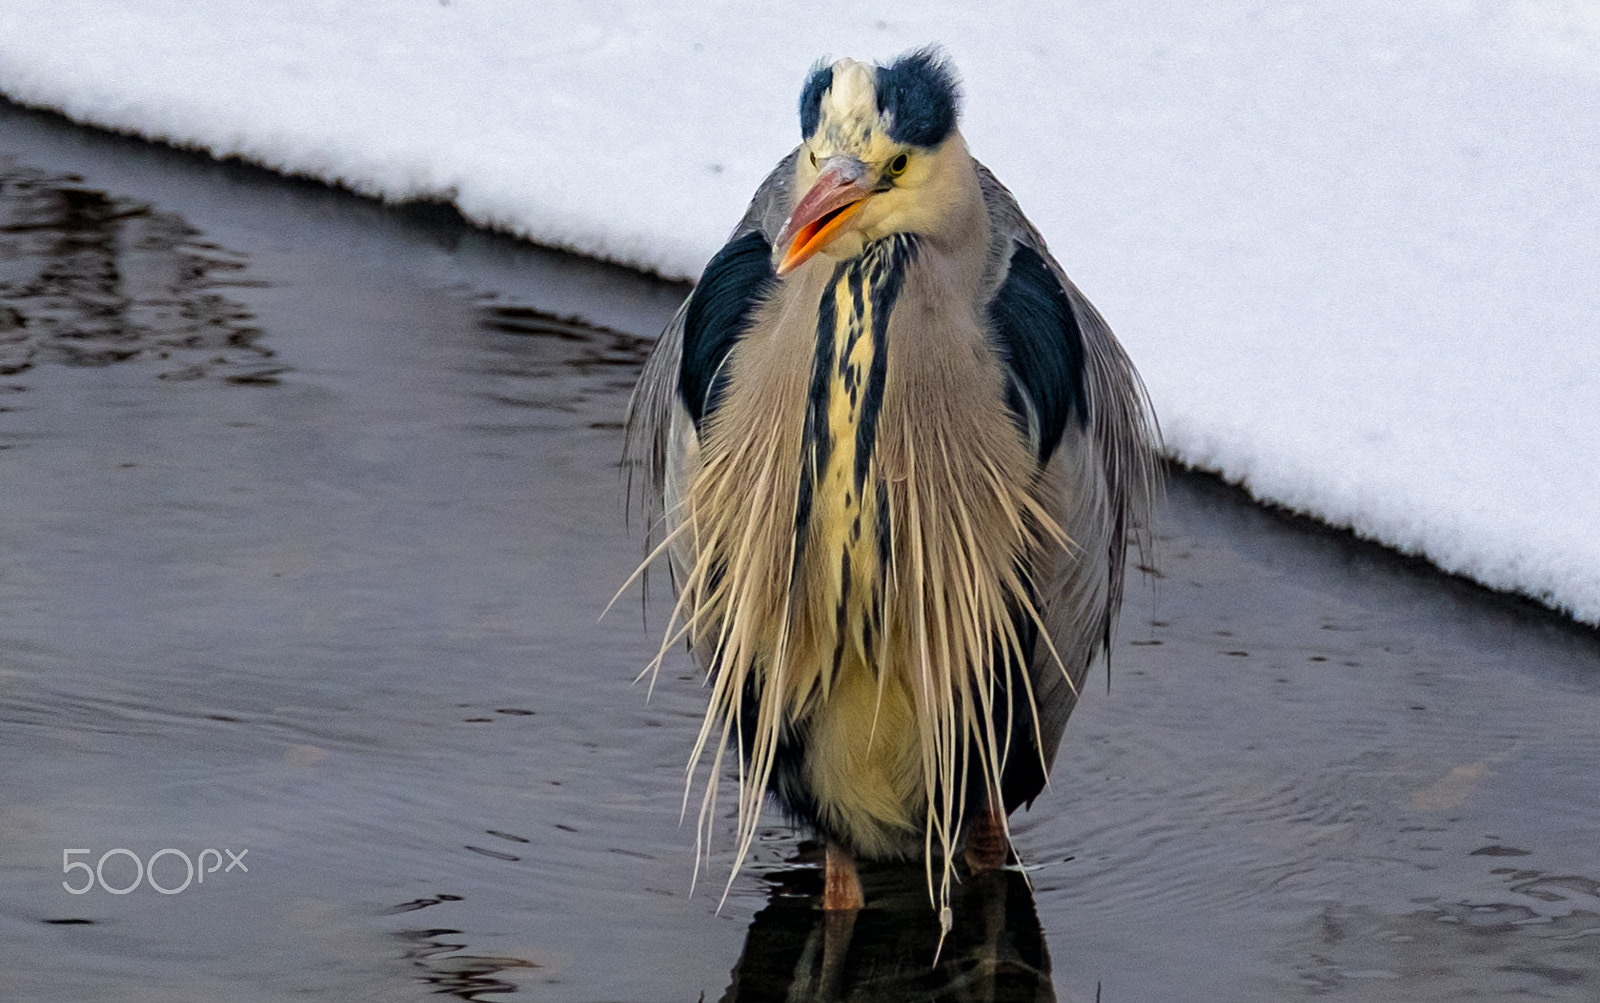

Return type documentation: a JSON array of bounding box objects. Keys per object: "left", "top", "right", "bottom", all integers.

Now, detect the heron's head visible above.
[{"left": 776, "top": 49, "right": 974, "bottom": 275}]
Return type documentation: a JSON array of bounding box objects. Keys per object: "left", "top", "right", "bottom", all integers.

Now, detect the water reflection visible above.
[
  {"left": 477, "top": 303, "right": 650, "bottom": 388},
  {"left": 395, "top": 926, "right": 543, "bottom": 1002},
  {"left": 0, "top": 155, "right": 278, "bottom": 385},
  {"left": 376, "top": 850, "right": 1063, "bottom": 1001},
  {"left": 466, "top": 301, "right": 651, "bottom": 434},
  {"left": 722, "top": 849, "right": 1056, "bottom": 1003}
]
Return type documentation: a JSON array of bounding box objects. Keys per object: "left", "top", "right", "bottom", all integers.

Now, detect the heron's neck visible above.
[{"left": 790, "top": 235, "right": 917, "bottom": 693}]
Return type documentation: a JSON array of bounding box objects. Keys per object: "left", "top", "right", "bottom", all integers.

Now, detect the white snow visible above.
[{"left": 2, "top": 1, "right": 1596, "bottom": 623}]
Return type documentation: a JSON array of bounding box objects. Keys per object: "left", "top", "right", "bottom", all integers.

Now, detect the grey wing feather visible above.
[{"left": 974, "top": 160, "right": 1164, "bottom": 769}]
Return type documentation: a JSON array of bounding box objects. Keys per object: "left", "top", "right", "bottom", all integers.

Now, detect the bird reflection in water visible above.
[{"left": 721, "top": 846, "right": 1058, "bottom": 1003}]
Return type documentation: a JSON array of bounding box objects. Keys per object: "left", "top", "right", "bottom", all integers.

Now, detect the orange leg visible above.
[
  {"left": 962, "top": 805, "right": 1010, "bottom": 873},
  {"left": 823, "top": 841, "right": 864, "bottom": 911}
]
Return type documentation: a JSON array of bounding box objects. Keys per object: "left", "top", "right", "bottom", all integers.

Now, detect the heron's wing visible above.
[
  {"left": 974, "top": 160, "right": 1163, "bottom": 787},
  {"left": 623, "top": 150, "right": 799, "bottom": 546}
]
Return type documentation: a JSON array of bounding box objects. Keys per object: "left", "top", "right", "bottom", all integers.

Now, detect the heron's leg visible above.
[
  {"left": 823, "top": 841, "right": 863, "bottom": 911},
  {"left": 962, "top": 805, "right": 1010, "bottom": 872}
]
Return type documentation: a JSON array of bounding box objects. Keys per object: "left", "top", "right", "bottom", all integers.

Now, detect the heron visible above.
[{"left": 625, "top": 48, "right": 1159, "bottom": 928}]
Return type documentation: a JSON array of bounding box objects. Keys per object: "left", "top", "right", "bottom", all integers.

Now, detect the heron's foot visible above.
[
  {"left": 823, "top": 842, "right": 864, "bottom": 911},
  {"left": 962, "top": 807, "right": 1010, "bottom": 873}
]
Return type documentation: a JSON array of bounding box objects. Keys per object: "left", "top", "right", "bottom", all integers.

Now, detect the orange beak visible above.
[{"left": 775, "top": 156, "right": 876, "bottom": 275}]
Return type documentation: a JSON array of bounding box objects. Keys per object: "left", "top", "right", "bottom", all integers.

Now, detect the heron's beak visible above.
[{"left": 776, "top": 156, "right": 876, "bottom": 275}]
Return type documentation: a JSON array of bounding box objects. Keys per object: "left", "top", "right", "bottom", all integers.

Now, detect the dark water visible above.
[{"left": 1, "top": 100, "right": 1597, "bottom": 1002}]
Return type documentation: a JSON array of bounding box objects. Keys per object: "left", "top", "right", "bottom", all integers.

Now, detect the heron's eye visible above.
[{"left": 888, "top": 153, "right": 910, "bottom": 177}]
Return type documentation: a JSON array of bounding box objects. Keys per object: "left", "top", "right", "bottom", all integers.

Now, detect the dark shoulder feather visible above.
[
  {"left": 987, "top": 243, "right": 1088, "bottom": 463},
  {"left": 679, "top": 230, "right": 775, "bottom": 428}
]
